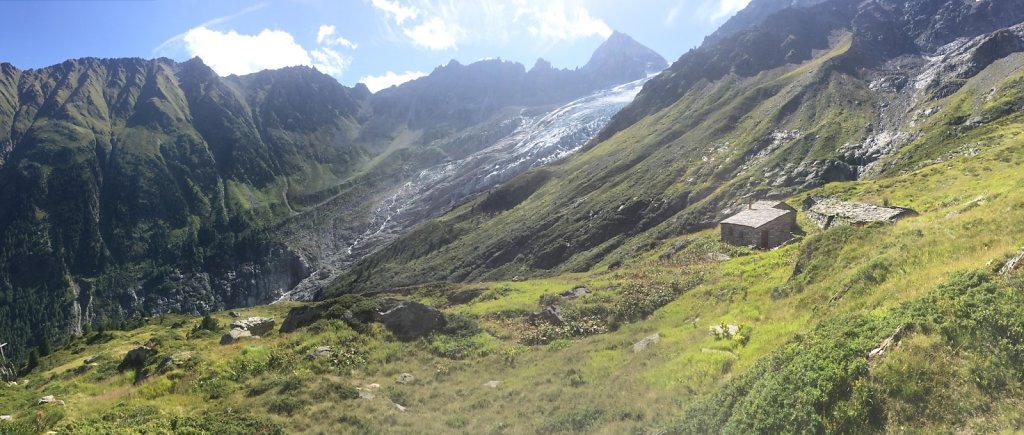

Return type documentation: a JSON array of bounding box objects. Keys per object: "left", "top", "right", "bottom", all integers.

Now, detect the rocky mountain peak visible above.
[{"left": 583, "top": 31, "right": 668, "bottom": 85}]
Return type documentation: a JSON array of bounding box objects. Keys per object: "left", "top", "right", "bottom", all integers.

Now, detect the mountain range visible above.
[
  {"left": 4, "top": 0, "right": 1024, "bottom": 432},
  {"left": 0, "top": 31, "right": 666, "bottom": 360}
]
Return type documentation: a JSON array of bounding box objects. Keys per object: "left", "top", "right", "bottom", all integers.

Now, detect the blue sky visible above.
[{"left": 0, "top": 0, "right": 750, "bottom": 92}]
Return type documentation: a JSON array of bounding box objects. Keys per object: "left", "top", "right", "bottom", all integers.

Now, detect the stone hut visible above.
[
  {"left": 720, "top": 201, "right": 797, "bottom": 249},
  {"left": 802, "top": 197, "right": 915, "bottom": 229}
]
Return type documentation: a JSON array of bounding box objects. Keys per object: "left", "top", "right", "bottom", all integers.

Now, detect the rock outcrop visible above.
[
  {"left": 220, "top": 317, "right": 275, "bottom": 345},
  {"left": 633, "top": 333, "right": 661, "bottom": 353},
  {"left": 117, "top": 346, "right": 156, "bottom": 372},
  {"left": 374, "top": 301, "right": 446, "bottom": 341},
  {"left": 279, "top": 305, "right": 327, "bottom": 333}
]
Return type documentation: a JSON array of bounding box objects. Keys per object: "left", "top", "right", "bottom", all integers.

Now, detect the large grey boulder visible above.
[
  {"left": 279, "top": 305, "right": 326, "bottom": 333},
  {"left": 221, "top": 317, "right": 275, "bottom": 344},
  {"left": 374, "top": 301, "right": 446, "bottom": 341},
  {"left": 632, "top": 333, "right": 661, "bottom": 353},
  {"left": 118, "top": 346, "right": 156, "bottom": 372},
  {"left": 230, "top": 317, "right": 276, "bottom": 336},
  {"left": 220, "top": 328, "right": 254, "bottom": 345},
  {"left": 528, "top": 305, "right": 565, "bottom": 326},
  {"left": 396, "top": 373, "right": 416, "bottom": 384},
  {"left": 38, "top": 395, "right": 65, "bottom": 406}
]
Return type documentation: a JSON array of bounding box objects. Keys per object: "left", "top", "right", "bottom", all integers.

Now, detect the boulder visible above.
[
  {"left": 358, "top": 389, "right": 375, "bottom": 400},
  {"left": 1000, "top": 248, "right": 1024, "bottom": 275},
  {"left": 560, "top": 287, "right": 589, "bottom": 299},
  {"left": 157, "top": 351, "right": 195, "bottom": 372},
  {"left": 38, "top": 395, "right": 64, "bottom": 406},
  {"left": 118, "top": 346, "right": 156, "bottom": 372},
  {"left": 229, "top": 311, "right": 242, "bottom": 318},
  {"left": 709, "top": 324, "right": 740, "bottom": 338},
  {"left": 220, "top": 329, "right": 254, "bottom": 345},
  {"left": 869, "top": 325, "right": 910, "bottom": 360},
  {"left": 83, "top": 355, "right": 100, "bottom": 365},
  {"left": 529, "top": 305, "right": 565, "bottom": 326},
  {"left": 279, "top": 305, "right": 326, "bottom": 333},
  {"left": 396, "top": 373, "right": 415, "bottom": 384},
  {"left": 307, "top": 346, "right": 335, "bottom": 360},
  {"left": 230, "top": 317, "right": 276, "bottom": 336},
  {"left": 483, "top": 380, "right": 501, "bottom": 388},
  {"left": 632, "top": 333, "right": 661, "bottom": 353},
  {"left": 374, "top": 301, "right": 446, "bottom": 341}
]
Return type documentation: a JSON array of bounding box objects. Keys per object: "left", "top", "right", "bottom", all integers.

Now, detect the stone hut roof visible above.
[
  {"left": 721, "top": 208, "right": 792, "bottom": 228},
  {"left": 806, "top": 198, "right": 908, "bottom": 222},
  {"left": 750, "top": 200, "right": 796, "bottom": 211}
]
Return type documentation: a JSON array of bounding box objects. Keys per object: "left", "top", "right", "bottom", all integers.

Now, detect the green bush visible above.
[
  {"left": 538, "top": 293, "right": 561, "bottom": 307},
  {"left": 440, "top": 314, "right": 481, "bottom": 337},
  {"left": 266, "top": 397, "right": 307, "bottom": 416}
]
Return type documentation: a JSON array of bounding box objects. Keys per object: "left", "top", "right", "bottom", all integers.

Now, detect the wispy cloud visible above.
[
  {"left": 665, "top": 4, "right": 681, "bottom": 26},
  {"left": 317, "top": 24, "right": 358, "bottom": 49},
  {"left": 359, "top": 70, "right": 427, "bottom": 92},
  {"left": 369, "top": 0, "right": 610, "bottom": 52},
  {"left": 403, "top": 17, "right": 463, "bottom": 50},
  {"left": 153, "top": 2, "right": 269, "bottom": 55},
  {"left": 371, "top": 0, "right": 420, "bottom": 25}
]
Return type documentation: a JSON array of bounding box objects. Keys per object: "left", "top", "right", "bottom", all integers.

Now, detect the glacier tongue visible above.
[{"left": 278, "top": 77, "right": 650, "bottom": 301}]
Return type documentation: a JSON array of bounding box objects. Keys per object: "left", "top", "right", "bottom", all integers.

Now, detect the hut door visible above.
[{"left": 760, "top": 230, "right": 769, "bottom": 248}]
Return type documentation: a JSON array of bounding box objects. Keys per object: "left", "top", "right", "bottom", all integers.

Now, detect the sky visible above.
[{"left": 0, "top": 0, "right": 750, "bottom": 92}]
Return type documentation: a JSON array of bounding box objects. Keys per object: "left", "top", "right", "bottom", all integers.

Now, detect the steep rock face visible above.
[
  {"left": 582, "top": 31, "right": 668, "bottom": 87},
  {"left": 0, "top": 57, "right": 366, "bottom": 361}
]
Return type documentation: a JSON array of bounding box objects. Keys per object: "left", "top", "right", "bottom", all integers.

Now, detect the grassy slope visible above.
[
  {"left": 326, "top": 35, "right": 877, "bottom": 294},
  {"left": 5, "top": 63, "right": 1024, "bottom": 432}
]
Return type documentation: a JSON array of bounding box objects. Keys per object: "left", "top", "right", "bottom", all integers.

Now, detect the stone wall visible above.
[{"left": 721, "top": 212, "right": 795, "bottom": 249}]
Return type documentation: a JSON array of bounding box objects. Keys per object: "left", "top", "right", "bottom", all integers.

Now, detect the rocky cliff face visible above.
[{"left": 0, "top": 57, "right": 366, "bottom": 360}]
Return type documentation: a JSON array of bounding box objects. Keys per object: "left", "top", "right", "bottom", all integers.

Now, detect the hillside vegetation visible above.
[{"left": 4, "top": 94, "right": 1024, "bottom": 431}]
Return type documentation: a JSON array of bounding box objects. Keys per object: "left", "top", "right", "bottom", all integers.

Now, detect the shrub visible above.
[
  {"left": 440, "top": 314, "right": 481, "bottom": 337},
  {"left": 266, "top": 397, "right": 307, "bottom": 416},
  {"left": 429, "top": 334, "right": 491, "bottom": 359},
  {"left": 538, "top": 293, "right": 561, "bottom": 307}
]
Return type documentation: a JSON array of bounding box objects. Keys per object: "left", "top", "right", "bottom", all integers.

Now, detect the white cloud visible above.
[
  {"left": 358, "top": 70, "right": 427, "bottom": 92},
  {"left": 181, "top": 26, "right": 351, "bottom": 79},
  {"left": 183, "top": 27, "right": 314, "bottom": 76},
  {"left": 516, "top": 3, "right": 612, "bottom": 41},
  {"left": 711, "top": 0, "right": 752, "bottom": 20},
  {"left": 403, "top": 17, "right": 462, "bottom": 50},
  {"left": 317, "top": 24, "right": 358, "bottom": 49},
  {"left": 372, "top": 0, "right": 420, "bottom": 25},
  {"left": 666, "top": 4, "right": 681, "bottom": 26}
]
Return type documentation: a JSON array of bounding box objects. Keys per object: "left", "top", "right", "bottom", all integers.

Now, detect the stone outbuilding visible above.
[
  {"left": 802, "top": 197, "right": 915, "bottom": 229},
  {"left": 720, "top": 200, "right": 797, "bottom": 249}
]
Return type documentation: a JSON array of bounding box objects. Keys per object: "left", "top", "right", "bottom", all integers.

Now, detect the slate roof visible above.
[
  {"left": 807, "top": 199, "right": 906, "bottom": 222},
  {"left": 750, "top": 200, "right": 795, "bottom": 211},
  {"left": 720, "top": 208, "right": 793, "bottom": 228}
]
